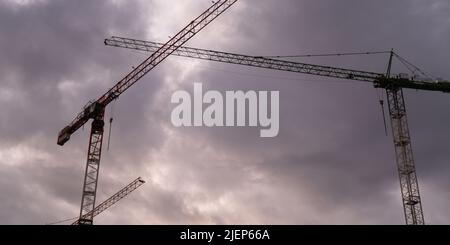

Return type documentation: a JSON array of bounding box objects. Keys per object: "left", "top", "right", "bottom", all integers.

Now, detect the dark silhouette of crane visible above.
[
  {"left": 104, "top": 36, "right": 450, "bottom": 225},
  {"left": 56, "top": 0, "right": 238, "bottom": 225},
  {"left": 71, "top": 177, "right": 145, "bottom": 225},
  {"left": 47, "top": 177, "right": 145, "bottom": 225}
]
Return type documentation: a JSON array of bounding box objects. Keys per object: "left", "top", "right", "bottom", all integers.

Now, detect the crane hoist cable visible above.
[
  {"left": 107, "top": 99, "right": 116, "bottom": 151},
  {"left": 265, "top": 48, "right": 393, "bottom": 137},
  {"left": 377, "top": 89, "right": 388, "bottom": 136},
  {"left": 262, "top": 50, "right": 392, "bottom": 59}
]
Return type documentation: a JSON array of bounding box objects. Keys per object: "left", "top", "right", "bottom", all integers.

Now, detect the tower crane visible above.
[
  {"left": 104, "top": 36, "right": 450, "bottom": 225},
  {"left": 57, "top": 0, "right": 238, "bottom": 225},
  {"left": 72, "top": 177, "right": 145, "bottom": 225},
  {"left": 47, "top": 177, "right": 145, "bottom": 225}
]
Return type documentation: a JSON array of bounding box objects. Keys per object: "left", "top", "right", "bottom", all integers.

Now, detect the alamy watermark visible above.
[{"left": 171, "top": 83, "right": 279, "bottom": 137}]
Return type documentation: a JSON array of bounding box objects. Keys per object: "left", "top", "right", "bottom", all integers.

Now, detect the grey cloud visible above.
[{"left": 0, "top": 0, "right": 449, "bottom": 225}]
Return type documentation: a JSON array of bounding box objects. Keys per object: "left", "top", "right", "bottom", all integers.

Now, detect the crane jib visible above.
[
  {"left": 57, "top": 0, "right": 238, "bottom": 146},
  {"left": 104, "top": 36, "right": 450, "bottom": 94}
]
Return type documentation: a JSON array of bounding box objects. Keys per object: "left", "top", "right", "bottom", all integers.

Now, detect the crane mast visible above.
[
  {"left": 386, "top": 87, "right": 424, "bottom": 224},
  {"left": 385, "top": 51, "right": 424, "bottom": 225},
  {"left": 78, "top": 110, "right": 105, "bottom": 225},
  {"left": 105, "top": 36, "right": 450, "bottom": 225},
  {"left": 57, "top": 0, "right": 238, "bottom": 225}
]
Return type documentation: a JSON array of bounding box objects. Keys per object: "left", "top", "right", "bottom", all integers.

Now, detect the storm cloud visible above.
[{"left": 0, "top": 0, "right": 449, "bottom": 225}]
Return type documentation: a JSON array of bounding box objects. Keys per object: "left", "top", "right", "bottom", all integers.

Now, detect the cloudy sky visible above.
[{"left": 1, "top": 0, "right": 449, "bottom": 225}]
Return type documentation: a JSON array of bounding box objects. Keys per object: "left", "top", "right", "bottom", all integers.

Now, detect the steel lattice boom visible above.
[
  {"left": 57, "top": 0, "right": 238, "bottom": 225},
  {"left": 105, "top": 37, "right": 450, "bottom": 225},
  {"left": 386, "top": 87, "right": 424, "bottom": 224},
  {"left": 57, "top": 0, "right": 238, "bottom": 146},
  {"left": 104, "top": 36, "right": 450, "bottom": 93},
  {"left": 73, "top": 177, "right": 145, "bottom": 225}
]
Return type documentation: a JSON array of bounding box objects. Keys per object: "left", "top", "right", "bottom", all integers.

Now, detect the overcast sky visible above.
[{"left": 0, "top": 0, "right": 449, "bottom": 225}]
